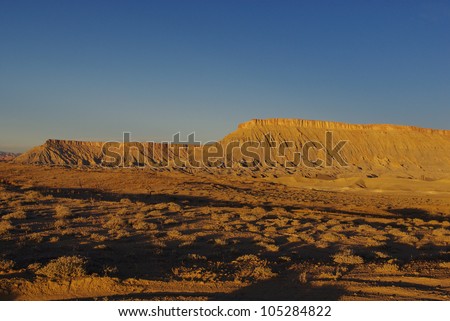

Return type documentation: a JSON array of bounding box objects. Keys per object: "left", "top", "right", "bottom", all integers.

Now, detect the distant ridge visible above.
[
  {"left": 0, "top": 151, "right": 20, "bottom": 161},
  {"left": 13, "top": 118, "right": 450, "bottom": 179}
]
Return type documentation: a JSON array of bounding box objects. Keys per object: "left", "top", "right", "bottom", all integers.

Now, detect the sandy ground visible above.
[{"left": 0, "top": 163, "right": 449, "bottom": 300}]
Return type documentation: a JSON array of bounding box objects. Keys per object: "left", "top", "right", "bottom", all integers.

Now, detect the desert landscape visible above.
[{"left": 1, "top": 118, "right": 449, "bottom": 300}]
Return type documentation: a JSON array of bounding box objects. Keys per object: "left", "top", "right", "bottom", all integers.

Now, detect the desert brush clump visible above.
[
  {"left": 54, "top": 219, "right": 66, "bottom": 229},
  {"left": 0, "top": 220, "right": 13, "bottom": 235},
  {"left": 171, "top": 265, "right": 221, "bottom": 282},
  {"left": 374, "top": 263, "right": 400, "bottom": 274},
  {"left": 232, "top": 254, "right": 276, "bottom": 282},
  {"left": 3, "top": 208, "right": 27, "bottom": 220},
  {"left": 332, "top": 249, "right": 364, "bottom": 265},
  {"left": 36, "top": 256, "right": 87, "bottom": 279},
  {"left": 54, "top": 205, "right": 72, "bottom": 219},
  {"left": 24, "top": 190, "right": 43, "bottom": 200},
  {"left": 0, "top": 259, "right": 15, "bottom": 272},
  {"left": 251, "top": 206, "right": 267, "bottom": 216},
  {"left": 104, "top": 215, "right": 127, "bottom": 230},
  {"left": 167, "top": 202, "right": 182, "bottom": 212}
]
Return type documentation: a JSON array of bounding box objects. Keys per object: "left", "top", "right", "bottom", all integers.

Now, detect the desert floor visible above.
[{"left": 0, "top": 162, "right": 449, "bottom": 300}]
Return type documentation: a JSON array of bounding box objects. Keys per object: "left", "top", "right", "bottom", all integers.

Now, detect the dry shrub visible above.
[
  {"left": 147, "top": 222, "right": 159, "bottom": 230},
  {"left": 7, "top": 200, "right": 22, "bottom": 207},
  {"left": 272, "top": 207, "right": 290, "bottom": 215},
  {"left": 432, "top": 228, "right": 450, "bottom": 236},
  {"left": 132, "top": 220, "right": 149, "bottom": 230},
  {"left": 134, "top": 212, "right": 146, "bottom": 220},
  {"left": 154, "top": 203, "right": 169, "bottom": 210},
  {"left": 172, "top": 255, "right": 228, "bottom": 282},
  {"left": 166, "top": 230, "right": 182, "bottom": 238},
  {"left": 27, "top": 233, "right": 44, "bottom": 243},
  {"left": 167, "top": 202, "right": 182, "bottom": 212},
  {"left": 251, "top": 207, "right": 267, "bottom": 215},
  {"left": 374, "top": 251, "right": 390, "bottom": 259},
  {"left": 37, "top": 256, "right": 87, "bottom": 278},
  {"left": 90, "top": 233, "right": 107, "bottom": 242},
  {"left": 104, "top": 215, "right": 127, "bottom": 230},
  {"left": 321, "top": 232, "right": 341, "bottom": 243},
  {"left": 109, "top": 229, "right": 131, "bottom": 239},
  {"left": 0, "top": 259, "right": 15, "bottom": 272},
  {"left": 119, "top": 198, "right": 132, "bottom": 204},
  {"left": 27, "top": 262, "right": 42, "bottom": 272},
  {"left": 164, "top": 218, "right": 177, "bottom": 225},
  {"left": 240, "top": 213, "right": 257, "bottom": 222},
  {"left": 232, "top": 254, "right": 276, "bottom": 282},
  {"left": 356, "top": 224, "right": 378, "bottom": 233},
  {"left": 103, "top": 265, "right": 119, "bottom": 276},
  {"left": 439, "top": 262, "right": 450, "bottom": 269},
  {"left": 262, "top": 227, "right": 276, "bottom": 236},
  {"left": 247, "top": 223, "right": 259, "bottom": 232},
  {"left": 214, "top": 238, "right": 227, "bottom": 246},
  {"left": 295, "top": 233, "right": 313, "bottom": 243},
  {"left": 24, "top": 190, "right": 43, "bottom": 200},
  {"left": 273, "top": 218, "right": 289, "bottom": 227},
  {"left": 374, "top": 263, "right": 400, "bottom": 274},
  {"left": 172, "top": 265, "right": 220, "bottom": 282},
  {"left": 117, "top": 208, "right": 128, "bottom": 215},
  {"left": 148, "top": 210, "right": 163, "bottom": 217},
  {"left": 398, "top": 235, "right": 420, "bottom": 245},
  {"left": 0, "top": 220, "right": 13, "bottom": 235},
  {"left": 182, "top": 253, "right": 207, "bottom": 261},
  {"left": 150, "top": 237, "right": 166, "bottom": 250},
  {"left": 256, "top": 242, "right": 279, "bottom": 252},
  {"left": 3, "top": 209, "right": 27, "bottom": 220},
  {"left": 54, "top": 219, "right": 66, "bottom": 229},
  {"left": 332, "top": 249, "right": 364, "bottom": 265},
  {"left": 130, "top": 212, "right": 155, "bottom": 230},
  {"left": 55, "top": 205, "right": 72, "bottom": 219}
]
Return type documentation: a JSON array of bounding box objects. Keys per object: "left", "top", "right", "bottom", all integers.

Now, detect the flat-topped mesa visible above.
[
  {"left": 223, "top": 118, "right": 450, "bottom": 176},
  {"left": 14, "top": 138, "right": 192, "bottom": 166},
  {"left": 238, "top": 118, "right": 450, "bottom": 135}
]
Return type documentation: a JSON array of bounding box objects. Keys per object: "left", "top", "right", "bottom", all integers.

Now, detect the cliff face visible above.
[
  {"left": 14, "top": 118, "right": 450, "bottom": 178},
  {"left": 221, "top": 118, "right": 450, "bottom": 176},
  {"left": 237, "top": 118, "right": 450, "bottom": 135}
]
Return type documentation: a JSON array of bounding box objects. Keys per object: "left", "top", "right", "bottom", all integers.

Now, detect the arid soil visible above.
[{"left": 0, "top": 163, "right": 449, "bottom": 300}]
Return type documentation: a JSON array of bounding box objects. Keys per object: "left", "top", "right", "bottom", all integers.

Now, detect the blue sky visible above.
[{"left": 1, "top": 0, "right": 449, "bottom": 152}]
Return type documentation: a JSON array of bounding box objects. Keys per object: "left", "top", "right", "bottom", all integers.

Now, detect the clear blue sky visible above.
[{"left": 1, "top": 0, "right": 449, "bottom": 152}]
